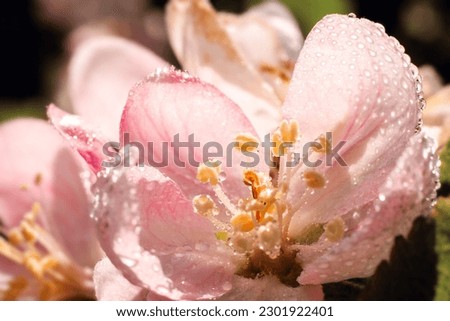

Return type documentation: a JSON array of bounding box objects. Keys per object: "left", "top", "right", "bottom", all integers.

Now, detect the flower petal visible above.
[
  {"left": 0, "top": 118, "right": 99, "bottom": 267},
  {"left": 120, "top": 67, "right": 263, "bottom": 201},
  {"left": 68, "top": 36, "right": 167, "bottom": 138},
  {"left": 94, "top": 258, "right": 147, "bottom": 300},
  {"left": 218, "top": 0, "right": 303, "bottom": 101},
  {"left": 285, "top": 14, "right": 424, "bottom": 235},
  {"left": 166, "top": 0, "right": 281, "bottom": 136},
  {"left": 94, "top": 165, "right": 234, "bottom": 300},
  {"left": 47, "top": 104, "right": 108, "bottom": 175},
  {"left": 219, "top": 275, "right": 323, "bottom": 301},
  {"left": 284, "top": 14, "right": 422, "bottom": 143},
  {"left": 297, "top": 133, "right": 439, "bottom": 284}
]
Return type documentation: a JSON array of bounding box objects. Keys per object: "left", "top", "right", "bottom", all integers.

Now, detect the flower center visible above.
[
  {"left": 0, "top": 190, "right": 93, "bottom": 300},
  {"left": 193, "top": 120, "right": 336, "bottom": 264}
]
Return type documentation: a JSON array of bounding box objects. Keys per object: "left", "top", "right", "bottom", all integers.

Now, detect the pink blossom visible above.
[
  {"left": 0, "top": 34, "right": 166, "bottom": 300},
  {"left": 48, "top": 13, "right": 439, "bottom": 301},
  {"left": 0, "top": 119, "right": 99, "bottom": 300}
]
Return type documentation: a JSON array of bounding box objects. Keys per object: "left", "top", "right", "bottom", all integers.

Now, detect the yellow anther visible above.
[
  {"left": 1, "top": 276, "right": 28, "bottom": 300},
  {"left": 312, "top": 134, "right": 332, "bottom": 154},
  {"left": 324, "top": 217, "right": 346, "bottom": 242},
  {"left": 19, "top": 184, "right": 29, "bottom": 191},
  {"left": 20, "top": 222, "right": 37, "bottom": 243},
  {"left": 243, "top": 170, "right": 264, "bottom": 199},
  {"left": 271, "top": 132, "right": 284, "bottom": 157},
  {"left": 193, "top": 195, "right": 217, "bottom": 217},
  {"left": 32, "top": 202, "right": 41, "bottom": 214},
  {"left": 280, "top": 119, "right": 299, "bottom": 143},
  {"left": 303, "top": 170, "right": 326, "bottom": 189},
  {"left": 196, "top": 163, "right": 221, "bottom": 185},
  {"left": 41, "top": 256, "right": 59, "bottom": 270},
  {"left": 235, "top": 133, "right": 259, "bottom": 152},
  {"left": 8, "top": 228, "right": 24, "bottom": 246},
  {"left": 34, "top": 173, "right": 43, "bottom": 186},
  {"left": 231, "top": 213, "right": 255, "bottom": 232}
]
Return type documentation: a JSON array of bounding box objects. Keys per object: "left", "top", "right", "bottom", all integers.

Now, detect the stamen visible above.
[
  {"left": 193, "top": 195, "right": 218, "bottom": 217},
  {"left": 34, "top": 173, "right": 43, "bottom": 186},
  {"left": 196, "top": 163, "right": 221, "bottom": 186},
  {"left": 231, "top": 213, "right": 255, "bottom": 232},
  {"left": 271, "top": 120, "right": 299, "bottom": 157},
  {"left": 2, "top": 277, "right": 28, "bottom": 301},
  {"left": 280, "top": 120, "right": 299, "bottom": 143},
  {"left": 324, "top": 217, "right": 346, "bottom": 242},
  {"left": 312, "top": 134, "right": 331, "bottom": 154},
  {"left": 234, "top": 133, "right": 259, "bottom": 152},
  {"left": 303, "top": 170, "right": 326, "bottom": 189},
  {"left": 0, "top": 202, "right": 93, "bottom": 300}
]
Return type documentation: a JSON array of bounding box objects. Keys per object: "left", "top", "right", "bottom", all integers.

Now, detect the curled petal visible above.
[
  {"left": 94, "top": 165, "right": 234, "bottom": 300},
  {"left": 68, "top": 36, "right": 167, "bottom": 138},
  {"left": 48, "top": 104, "right": 107, "bottom": 174},
  {"left": 297, "top": 133, "right": 439, "bottom": 284}
]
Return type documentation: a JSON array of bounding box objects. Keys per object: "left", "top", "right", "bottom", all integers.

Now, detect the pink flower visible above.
[
  {"left": 49, "top": 14, "right": 438, "bottom": 301},
  {"left": 0, "top": 34, "right": 166, "bottom": 300},
  {"left": 0, "top": 119, "right": 99, "bottom": 300}
]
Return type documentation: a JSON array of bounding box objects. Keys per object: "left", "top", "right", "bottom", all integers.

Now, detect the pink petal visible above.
[
  {"left": 68, "top": 36, "right": 167, "bottom": 138},
  {"left": 94, "top": 165, "right": 234, "bottom": 300},
  {"left": 297, "top": 133, "right": 439, "bottom": 284},
  {"left": 120, "top": 67, "right": 263, "bottom": 201},
  {"left": 219, "top": 275, "right": 323, "bottom": 301},
  {"left": 0, "top": 118, "right": 99, "bottom": 267},
  {"left": 47, "top": 104, "right": 107, "bottom": 175},
  {"left": 218, "top": 0, "right": 302, "bottom": 99},
  {"left": 285, "top": 14, "right": 424, "bottom": 235},
  {"left": 94, "top": 258, "right": 147, "bottom": 300},
  {"left": 166, "top": 0, "right": 281, "bottom": 136}
]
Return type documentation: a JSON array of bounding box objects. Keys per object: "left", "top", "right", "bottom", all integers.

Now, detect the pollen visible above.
[
  {"left": 0, "top": 202, "right": 93, "bottom": 300},
  {"left": 312, "top": 134, "right": 332, "bottom": 154},
  {"left": 196, "top": 163, "right": 221, "bottom": 185},
  {"left": 271, "top": 120, "right": 299, "bottom": 157},
  {"left": 234, "top": 133, "right": 259, "bottom": 152},
  {"left": 231, "top": 213, "right": 255, "bottom": 232},
  {"left": 303, "top": 170, "right": 326, "bottom": 189},
  {"left": 324, "top": 217, "right": 346, "bottom": 242},
  {"left": 193, "top": 195, "right": 218, "bottom": 217},
  {"left": 34, "top": 173, "right": 43, "bottom": 186}
]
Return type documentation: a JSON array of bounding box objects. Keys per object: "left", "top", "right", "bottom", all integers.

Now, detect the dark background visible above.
[{"left": 0, "top": 0, "right": 449, "bottom": 100}]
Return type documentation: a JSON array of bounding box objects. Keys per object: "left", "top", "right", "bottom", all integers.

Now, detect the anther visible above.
[
  {"left": 235, "top": 133, "right": 259, "bottom": 152},
  {"left": 231, "top": 213, "right": 255, "bottom": 232},
  {"left": 324, "top": 217, "right": 346, "bottom": 242},
  {"left": 197, "top": 163, "right": 221, "bottom": 185},
  {"left": 303, "top": 170, "right": 326, "bottom": 189},
  {"left": 312, "top": 134, "right": 332, "bottom": 154},
  {"left": 193, "top": 195, "right": 218, "bottom": 217}
]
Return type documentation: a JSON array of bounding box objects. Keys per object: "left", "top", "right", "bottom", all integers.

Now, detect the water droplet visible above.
[
  {"left": 384, "top": 54, "right": 393, "bottom": 63},
  {"left": 348, "top": 13, "right": 357, "bottom": 18},
  {"left": 379, "top": 194, "right": 386, "bottom": 202},
  {"left": 121, "top": 256, "right": 137, "bottom": 268},
  {"left": 222, "top": 282, "right": 232, "bottom": 291}
]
